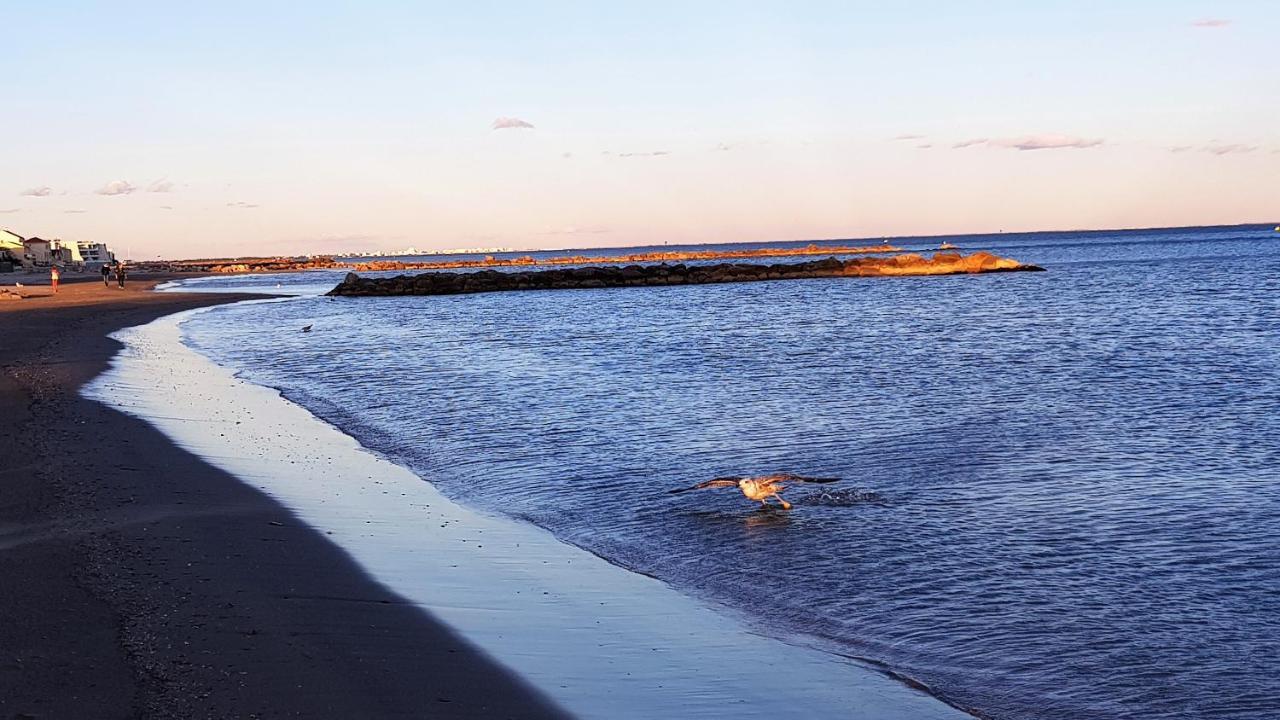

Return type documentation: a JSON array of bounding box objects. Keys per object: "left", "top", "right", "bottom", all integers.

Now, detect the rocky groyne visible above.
[
  {"left": 327, "top": 252, "right": 1044, "bottom": 297},
  {"left": 135, "top": 256, "right": 343, "bottom": 274},
  {"left": 346, "top": 242, "right": 900, "bottom": 272},
  {"left": 135, "top": 242, "right": 903, "bottom": 275}
]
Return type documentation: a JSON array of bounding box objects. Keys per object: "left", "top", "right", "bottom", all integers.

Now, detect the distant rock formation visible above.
[
  {"left": 327, "top": 252, "right": 1045, "bottom": 297},
  {"left": 346, "top": 242, "right": 901, "bottom": 272},
  {"left": 133, "top": 242, "right": 902, "bottom": 275},
  {"left": 135, "top": 256, "right": 341, "bottom": 274}
]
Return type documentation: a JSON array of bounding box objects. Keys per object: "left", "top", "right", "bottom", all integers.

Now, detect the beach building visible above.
[
  {"left": 52, "top": 239, "right": 84, "bottom": 265},
  {"left": 76, "top": 241, "right": 114, "bottom": 267},
  {"left": 0, "top": 230, "right": 103, "bottom": 269},
  {"left": 0, "top": 228, "right": 23, "bottom": 251},
  {"left": 0, "top": 229, "right": 22, "bottom": 271},
  {"left": 23, "top": 237, "right": 53, "bottom": 266}
]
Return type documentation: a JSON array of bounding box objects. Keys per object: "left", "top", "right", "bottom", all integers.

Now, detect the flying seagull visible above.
[{"left": 669, "top": 473, "right": 839, "bottom": 510}]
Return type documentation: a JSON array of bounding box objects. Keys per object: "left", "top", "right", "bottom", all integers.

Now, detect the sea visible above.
[{"left": 167, "top": 225, "right": 1280, "bottom": 720}]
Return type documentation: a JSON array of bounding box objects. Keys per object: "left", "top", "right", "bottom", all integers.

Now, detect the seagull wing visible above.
[
  {"left": 668, "top": 477, "right": 743, "bottom": 494},
  {"left": 765, "top": 473, "right": 840, "bottom": 486}
]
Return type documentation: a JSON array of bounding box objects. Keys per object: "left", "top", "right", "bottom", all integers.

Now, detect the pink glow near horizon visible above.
[{"left": 3, "top": 4, "right": 1277, "bottom": 259}]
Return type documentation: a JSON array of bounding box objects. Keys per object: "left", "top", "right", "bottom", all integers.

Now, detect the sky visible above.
[{"left": 2, "top": 1, "right": 1277, "bottom": 259}]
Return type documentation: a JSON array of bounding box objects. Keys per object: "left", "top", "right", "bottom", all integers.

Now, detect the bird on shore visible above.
[
  {"left": 301, "top": 324, "right": 312, "bottom": 332},
  {"left": 669, "top": 473, "right": 839, "bottom": 510}
]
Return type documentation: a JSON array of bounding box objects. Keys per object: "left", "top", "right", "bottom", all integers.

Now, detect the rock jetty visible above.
[
  {"left": 136, "top": 242, "right": 901, "bottom": 275},
  {"left": 347, "top": 242, "right": 901, "bottom": 272},
  {"left": 327, "top": 251, "right": 1044, "bottom": 297},
  {"left": 135, "top": 256, "right": 342, "bottom": 274}
]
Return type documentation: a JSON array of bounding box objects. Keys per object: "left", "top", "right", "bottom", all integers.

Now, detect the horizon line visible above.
[{"left": 141, "top": 220, "right": 1278, "bottom": 263}]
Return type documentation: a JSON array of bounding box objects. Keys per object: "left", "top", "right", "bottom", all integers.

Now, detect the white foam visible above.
[{"left": 85, "top": 303, "right": 968, "bottom": 720}]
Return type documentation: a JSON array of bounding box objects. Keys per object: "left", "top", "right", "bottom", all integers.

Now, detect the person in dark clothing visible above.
[
  {"left": 115, "top": 263, "right": 127, "bottom": 289},
  {"left": 101, "top": 263, "right": 111, "bottom": 286}
]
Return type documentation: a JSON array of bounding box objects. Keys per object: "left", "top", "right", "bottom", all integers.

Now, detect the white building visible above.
[
  {"left": 23, "top": 237, "right": 53, "bottom": 266},
  {"left": 76, "top": 241, "right": 114, "bottom": 266},
  {"left": 0, "top": 230, "right": 113, "bottom": 269},
  {"left": 0, "top": 229, "right": 22, "bottom": 270},
  {"left": 52, "top": 239, "right": 84, "bottom": 265},
  {"left": 1, "top": 229, "right": 22, "bottom": 256}
]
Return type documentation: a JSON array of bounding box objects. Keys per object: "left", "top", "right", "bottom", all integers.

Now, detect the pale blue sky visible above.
[{"left": 3, "top": 1, "right": 1276, "bottom": 258}]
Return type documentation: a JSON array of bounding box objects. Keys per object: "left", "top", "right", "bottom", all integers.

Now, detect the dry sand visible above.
[{"left": 0, "top": 276, "right": 565, "bottom": 718}]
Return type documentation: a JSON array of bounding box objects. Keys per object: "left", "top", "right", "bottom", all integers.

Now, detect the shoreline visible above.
[
  {"left": 89, "top": 298, "right": 973, "bottom": 719},
  {"left": 0, "top": 280, "right": 565, "bottom": 719}
]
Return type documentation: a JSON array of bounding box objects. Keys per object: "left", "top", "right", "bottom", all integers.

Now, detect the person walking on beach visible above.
[
  {"left": 50, "top": 265, "right": 60, "bottom": 294},
  {"left": 101, "top": 263, "right": 111, "bottom": 286},
  {"left": 115, "top": 263, "right": 127, "bottom": 289}
]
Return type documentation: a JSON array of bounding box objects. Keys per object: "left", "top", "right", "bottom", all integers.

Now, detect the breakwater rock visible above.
[
  {"left": 134, "top": 243, "right": 901, "bottom": 276},
  {"left": 326, "top": 252, "right": 1044, "bottom": 297},
  {"left": 136, "top": 256, "right": 343, "bottom": 274},
  {"left": 347, "top": 242, "right": 901, "bottom": 272}
]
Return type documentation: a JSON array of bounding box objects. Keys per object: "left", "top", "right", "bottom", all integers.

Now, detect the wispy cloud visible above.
[
  {"left": 991, "top": 134, "right": 1104, "bottom": 151},
  {"left": 64, "top": 209, "right": 88, "bottom": 214},
  {"left": 492, "top": 117, "right": 535, "bottom": 130},
  {"left": 1203, "top": 143, "right": 1256, "bottom": 155},
  {"left": 953, "top": 135, "right": 1103, "bottom": 151},
  {"left": 227, "top": 201, "right": 259, "bottom": 208},
  {"left": 917, "top": 143, "right": 934, "bottom": 149},
  {"left": 0, "top": 208, "right": 20, "bottom": 214},
  {"left": 561, "top": 151, "right": 573, "bottom": 159},
  {"left": 892, "top": 134, "right": 925, "bottom": 141},
  {"left": 1167, "top": 145, "right": 1194, "bottom": 153},
  {"left": 147, "top": 179, "right": 175, "bottom": 193},
  {"left": 159, "top": 205, "right": 174, "bottom": 210},
  {"left": 1192, "top": 18, "right": 1231, "bottom": 28},
  {"left": 21, "top": 186, "right": 53, "bottom": 197},
  {"left": 97, "top": 180, "right": 137, "bottom": 196}
]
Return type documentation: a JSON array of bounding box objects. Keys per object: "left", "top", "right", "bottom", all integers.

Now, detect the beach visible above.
[
  {"left": 0, "top": 277, "right": 566, "bottom": 719},
  {"left": 7, "top": 3, "right": 1276, "bottom": 716},
  {"left": 2, "top": 276, "right": 968, "bottom": 719},
  {"left": 143, "top": 224, "right": 1280, "bottom": 720},
  {"left": 4, "top": 222, "right": 1276, "bottom": 720}
]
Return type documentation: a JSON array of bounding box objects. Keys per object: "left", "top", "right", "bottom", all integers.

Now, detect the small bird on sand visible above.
[
  {"left": 301, "top": 324, "right": 312, "bottom": 332},
  {"left": 669, "top": 473, "right": 839, "bottom": 510}
]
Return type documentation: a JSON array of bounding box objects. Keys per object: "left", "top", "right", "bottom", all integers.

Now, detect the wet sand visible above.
[
  {"left": 0, "top": 277, "right": 565, "bottom": 718},
  {"left": 90, "top": 304, "right": 970, "bottom": 720}
]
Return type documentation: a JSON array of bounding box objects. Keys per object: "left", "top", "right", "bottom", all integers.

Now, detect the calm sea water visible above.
[{"left": 178, "top": 226, "right": 1280, "bottom": 720}]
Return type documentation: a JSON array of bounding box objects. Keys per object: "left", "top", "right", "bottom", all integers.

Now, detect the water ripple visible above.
[{"left": 183, "top": 227, "right": 1280, "bottom": 720}]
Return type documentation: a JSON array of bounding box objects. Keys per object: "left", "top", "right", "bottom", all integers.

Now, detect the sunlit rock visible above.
[{"left": 328, "top": 252, "right": 1044, "bottom": 297}]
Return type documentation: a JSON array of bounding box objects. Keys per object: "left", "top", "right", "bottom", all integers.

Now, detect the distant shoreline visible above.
[
  {"left": 132, "top": 221, "right": 1277, "bottom": 265},
  {"left": 497, "top": 221, "right": 1278, "bottom": 258}
]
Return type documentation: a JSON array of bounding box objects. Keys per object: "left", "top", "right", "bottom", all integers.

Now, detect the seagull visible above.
[
  {"left": 301, "top": 324, "right": 312, "bottom": 332},
  {"left": 669, "top": 473, "right": 839, "bottom": 510}
]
